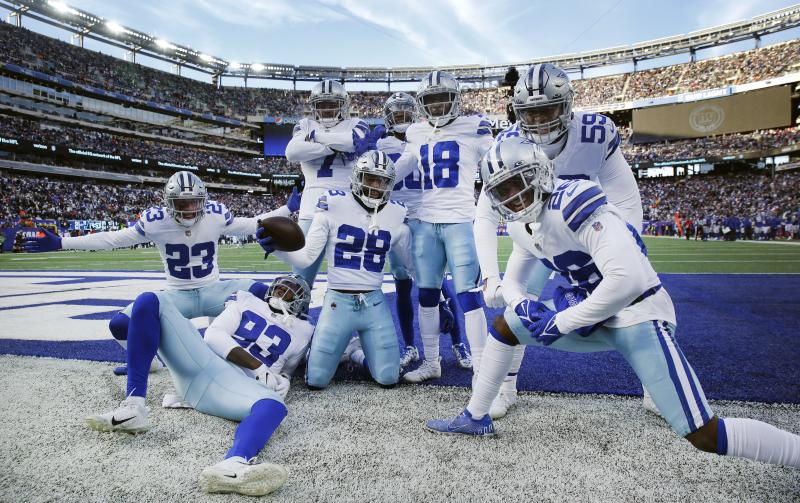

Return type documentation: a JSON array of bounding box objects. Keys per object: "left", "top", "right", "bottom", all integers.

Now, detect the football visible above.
[{"left": 258, "top": 216, "right": 305, "bottom": 252}]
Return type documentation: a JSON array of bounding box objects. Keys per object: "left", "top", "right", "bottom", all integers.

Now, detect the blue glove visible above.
[
  {"left": 287, "top": 187, "right": 302, "bottom": 213},
  {"left": 368, "top": 124, "right": 386, "bottom": 149},
  {"left": 513, "top": 299, "right": 564, "bottom": 346},
  {"left": 552, "top": 285, "right": 603, "bottom": 337},
  {"left": 255, "top": 227, "right": 276, "bottom": 258},
  {"left": 353, "top": 129, "right": 370, "bottom": 157},
  {"left": 439, "top": 300, "right": 455, "bottom": 334},
  {"left": 22, "top": 227, "right": 62, "bottom": 253}
]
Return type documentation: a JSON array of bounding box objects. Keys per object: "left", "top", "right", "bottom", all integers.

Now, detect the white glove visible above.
[
  {"left": 482, "top": 275, "right": 505, "bottom": 308},
  {"left": 253, "top": 365, "right": 290, "bottom": 399}
]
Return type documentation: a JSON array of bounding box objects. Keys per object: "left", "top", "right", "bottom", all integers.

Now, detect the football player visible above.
[
  {"left": 265, "top": 150, "right": 412, "bottom": 389},
  {"left": 427, "top": 137, "right": 800, "bottom": 470},
  {"left": 394, "top": 71, "right": 493, "bottom": 383},
  {"left": 22, "top": 171, "right": 300, "bottom": 371},
  {"left": 285, "top": 79, "right": 370, "bottom": 287},
  {"left": 84, "top": 274, "right": 313, "bottom": 496},
  {"left": 474, "top": 63, "right": 651, "bottom": 418}
]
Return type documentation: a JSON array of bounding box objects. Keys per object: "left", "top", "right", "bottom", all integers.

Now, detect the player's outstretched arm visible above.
[
  {"left": 225, "top": 197, "right": 296, "bottom": 237},
  {"left": 273, "top": 211, "right": 329, "bottom": 268},
  {"left": 474, "top": 190, "right": 504, "bottom": 308},
  {"left": 285, "top": 121, "right": 334, "bottom": 162},
  {"left": 23, "top": 225, "right": 148, "bottom": 253}
]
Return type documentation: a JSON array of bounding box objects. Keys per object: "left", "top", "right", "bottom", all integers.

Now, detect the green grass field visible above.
[{"left": 2, "top": 236, "right": 799, "bottom": 274}]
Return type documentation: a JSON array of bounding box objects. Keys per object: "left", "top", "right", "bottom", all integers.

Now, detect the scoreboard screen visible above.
[{"left": 263, "top": 123, "right": 295, "bottom": 156}]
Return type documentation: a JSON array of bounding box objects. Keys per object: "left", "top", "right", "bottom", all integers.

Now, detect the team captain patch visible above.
[{"left": 592, "top": 221, "right": 604, "bottom": 232}]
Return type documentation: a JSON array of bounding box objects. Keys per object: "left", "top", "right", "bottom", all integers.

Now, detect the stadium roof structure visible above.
[{"left": 2, "top": 0, "right": 800, "bottom": 84}]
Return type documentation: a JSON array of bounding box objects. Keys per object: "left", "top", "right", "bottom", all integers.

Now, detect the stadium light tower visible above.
[
  {"left": 251, "top": 63, "right": 265, "bottom": 72},
  {"left": 199, "top": 53, "right": 213, "bottom": 62},
  {"left": 155, "top": 38, "right": 175, "bottom": 50},
  {"left": 47, "top": 0, "right": 77, "bottom": 15},
  {"left": 106, "top": 20, "right": 124, "bottom": 33}
]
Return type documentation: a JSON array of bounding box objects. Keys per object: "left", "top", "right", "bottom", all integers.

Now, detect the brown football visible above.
[{"left": 258, "top": 216, "right": 305, "bottom": 252}]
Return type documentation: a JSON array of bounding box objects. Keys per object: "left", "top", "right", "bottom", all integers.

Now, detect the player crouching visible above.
[
  {"left": 427, "top": 137, "right": 800, "bottom": 469},
  {"left": 265, "top": 150, "right": 412, "bottom": 389},
  {"left": 86, "top": 274, "right": 314, "bottom": 496}
]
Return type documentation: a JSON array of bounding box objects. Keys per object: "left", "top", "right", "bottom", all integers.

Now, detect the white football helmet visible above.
[
  {"left": 309, "top": 79, "right": 350, "bottom": 128},
  {"left": 416, "top": 70, "right": 461, "bottom": 125},
  {"left": 164, "top": 171, "right": 207, "bottom": 228},
  {"left": 266, "top": 274, "right": 311, "bottom": 318},
  {"left": 480, "top": 136, "right": 554, "bottom": 223},
  {"left": 351, "top": 150, "right": 396, "bottom": 209},
  {"left": 512, "top": 63, "right": 574, "bottom": 144},
  {"left": 383, "top": 92, "right": 417, "bottom": 134}
]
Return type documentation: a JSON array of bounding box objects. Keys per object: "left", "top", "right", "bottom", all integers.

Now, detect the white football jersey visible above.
[
  {"left": 277, "top": 190, "right": 411, "bottom": 291},
  {"left": 495, "top": 112, "right": 642, "bottom": 229},
  {"left": 395, "top": 115, "right": 493, "bottom": 223},
  {"left": 287, "top": 117, "right": 369, "bottom": 220},
  {"left": 504, "top": 179, "right": 675, "bottom": 333},
  {"left": 377, "top": 134, "right": 422, "bottom": 218},
  {"left": 205, "top": 290, "right": 314, "bottom": 377},
  {"left": 60, "top": 201, "right": 288, "bottom": 290}
]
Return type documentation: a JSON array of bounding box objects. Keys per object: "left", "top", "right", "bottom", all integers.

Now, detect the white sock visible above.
[
  {"left": 722, "top": 417, "right": 800, "bottom": 467},
  {"left": 418, "top": 305, "right": 440, "bottom": 363},
  {"left": 467, "top": 337, "right": 516, "bottom": 418},
  {"left": 463, "top": 307, "right": 488, "bottom": 374},
  {"left": 351, "top": 350, "right": 366, "bottom": 367},
  {"left": 502, "top": 344, "right": 525, "bottom": 392}
]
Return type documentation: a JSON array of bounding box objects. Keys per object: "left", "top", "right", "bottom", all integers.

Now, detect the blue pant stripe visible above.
[{"left": 653, "top": 321, "right": 696, "bottom": 432}]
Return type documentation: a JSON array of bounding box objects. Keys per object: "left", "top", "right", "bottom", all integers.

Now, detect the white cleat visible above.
[
  {"left": 489, "top": 388, "right": 518, "bottom": 420},
  {"left": 199, "top": 456, "right": 288, "bottom": 496},
  {"left": 162, "top": 392, "right": 193, "bottom": 409},
  {"left": 642, "top": 387, "right": 662, "bottom": 417},
  {"left": 399, "top": 345, "right": 420, "bottom": 368},
  {"left": 402, "top": 357, "right": 441, "bottom": 383},
  {"left": 86, "top": 396, "right": 151, "bottom": 434}
]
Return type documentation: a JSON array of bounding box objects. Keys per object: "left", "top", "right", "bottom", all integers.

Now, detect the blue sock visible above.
[
  {"left": 442, "top": 281, "right": 464, "bottom": 345},
  {"left": 109, "top": 312, "right": 130, "bottom": 342},
  {"left": 248, "top": 281, "right": 269, "bottom": 301},
  {"left": 226, "top": 399, "right": 288, "bottom": 460},
  {"left": 395, "top": 278, "right": 415, "bottom": 346},
  {"left": 126, "top": 292, "right": 161, "bottom": 398}
]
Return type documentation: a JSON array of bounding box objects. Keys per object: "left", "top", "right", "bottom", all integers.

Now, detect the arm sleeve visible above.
[
  {"left": 285, "top": 121, "right": 334, "bottom": 162},
  {"left": 224, "top": 205, "right": 292, "bottom": 237},
  {"left": 61, "top": 226, "right": 149, "bottom": 250},
  {"left": 502, "top": 242, "right": 539, "bottom": 305},
  {"left": 554, "top": 211, "right": 651, "bottom": 334},
  {"left": 274, "top": 211, "right": 329, "bottom": 268},
  {"left": 315, "top": 130, "right": 356, "bottom": 153},
  {"left": 474, "top": 189, "right": 502, "bottom": 279},
  {"left": 392, "top": 146, "right": 418, "bottom": 182},
  {"left": 204, "top": 302, "right": 244, "bottom": 359}
]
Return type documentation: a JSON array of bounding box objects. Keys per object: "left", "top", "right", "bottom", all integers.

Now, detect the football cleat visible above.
[
  {"left": 426, "top": 408, "right": 495, "bottom": 436},
  {"left": 489, "top": 388, "right": 518, "bottom": 420},
  {"left": 402, "top": 357, "right": 441, "bottom": 383},
  {"left": 86, "top": 396, "right": 151, "bottom": 434},
  {"left": 199, "top": 456, "right": 288, "bottom": 496},
  {"left": 399, "top": 345, "right": 420, "bottom": 368},
  {"left": 113, "top": 357, "right": 165, "bottom": 376},
  {"left": 162, "top": 392, "right": 193, "bottom": 409},
  {"left": 451, "top": 343, "right": 472, "bottom": 369}
]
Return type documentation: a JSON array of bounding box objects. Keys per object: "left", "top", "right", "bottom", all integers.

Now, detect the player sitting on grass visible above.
[
  {"left": 427, "top": 137, "right": 800, "bottom": 469},
  {"left": 263, "top": 150, "right": 412, "bottom": 389},
  {"left": 84, "top": 274, "right": 313, "bottom": 496}
]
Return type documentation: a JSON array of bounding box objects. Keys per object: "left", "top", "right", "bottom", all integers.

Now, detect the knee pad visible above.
[
  {"left": 108, "top": 312, "right": 130, "bottom": 341},
  {"left": 456, "top": 291, "right": 483, "bottom": 313},
  {"left": 418, "top": 288, "right": 441, "bottom": 308},
  {"left": 248, "top": 281, "right": 269, "bottom": 300},
  {"left": 131, "top": 292, "right": 160, "bottom": 319}
]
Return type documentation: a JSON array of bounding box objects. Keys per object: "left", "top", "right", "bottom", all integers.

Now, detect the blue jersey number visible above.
[
  {"left": 580, "top": 114, "right": 606, "bottom": 144},
  {"left": 333, "top": 224, "right": 391, "bottom": 272},
  {"left": 233, "top": 310, "right": 292, "bottom": 367},
  {"left": 541, "top": 250, "right": 602, "bottom": 294},
  {"left": 318, "top": 153, "right": 337, "bottom": 178},
  {"left": 165, "top": 242, "right": 215, "bottom": 280},
  {"left": 420, "top": 141, "right": 460, "bottom": 189},
  {"left": 145, "top": 208, "right": 164, "bottom": 222},
  {"left": 205, "top": 202, "right": 224, "bottom": 214}
]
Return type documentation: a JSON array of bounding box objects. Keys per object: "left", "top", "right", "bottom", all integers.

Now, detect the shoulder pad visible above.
[
  {"left": 550, "top": 180, "right": 607, "bottom": 232},
  {"left": 476, "top": 117, "right": 493, "bottom": 136}
]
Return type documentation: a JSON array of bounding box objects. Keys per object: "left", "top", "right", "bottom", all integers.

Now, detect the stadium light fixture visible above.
[
  {"left": 155, "top": 39, "right": 175, "bottom": 50},
  {"left": 48, "top": 0, "right": 76, "bottom": 15},
  {"left": 106, "top": 21, "right": 124, "bottom": 33},
  {"left": 199, "top": 53, "right": 213, "bottom": 62},
  {"left": 251, "top": 63, "right": 265, "bottom": 72},
  {"left": 229, "top": 62, "right": 241, "bottom": 70}
]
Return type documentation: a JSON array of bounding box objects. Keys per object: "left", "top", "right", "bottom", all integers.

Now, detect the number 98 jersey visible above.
[{"left": 134, "top": 201, "right": 234, "bottom": 290}]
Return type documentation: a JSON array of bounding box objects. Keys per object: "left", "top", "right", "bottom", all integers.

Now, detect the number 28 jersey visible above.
[{"left": 276, "top": 190, "right": 411, "bottom": 291}]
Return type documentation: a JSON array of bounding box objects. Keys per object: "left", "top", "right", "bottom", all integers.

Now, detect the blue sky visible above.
[{"left": 5, "top": 0, "right": 799, "bottom": 89}]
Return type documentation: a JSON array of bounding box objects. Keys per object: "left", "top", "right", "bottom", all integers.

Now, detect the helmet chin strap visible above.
[{"left": 268, "top": 297, "right": 294, "bottom": 325}]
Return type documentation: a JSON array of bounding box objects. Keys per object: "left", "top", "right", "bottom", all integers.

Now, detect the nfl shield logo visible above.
[{"left": 592, "top": 221, "right": 603, "bottom": 232}]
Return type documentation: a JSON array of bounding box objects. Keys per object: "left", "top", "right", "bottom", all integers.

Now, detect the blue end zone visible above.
[{"left": 1, "top": 274, "right": 798, "bottom": 404}]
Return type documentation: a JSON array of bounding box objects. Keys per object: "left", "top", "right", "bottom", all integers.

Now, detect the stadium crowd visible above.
[{"left": 1, "top": 22, "right": 798, "bottom": 118}]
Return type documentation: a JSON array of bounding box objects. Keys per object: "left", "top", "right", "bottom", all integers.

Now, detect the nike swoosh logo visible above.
[
  {"left": 223, "top": 473, "right": 238, "bottom": 479},
  {"left": 111, "top": 416, "right": 134, "bottom": 426}
]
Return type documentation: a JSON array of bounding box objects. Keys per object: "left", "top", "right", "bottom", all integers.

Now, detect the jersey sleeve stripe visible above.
[
  {"left": 562, "top": 185, "right": 603, "bottom": 221},
  {"left": 566, "top": 194, "right": 607, "bottom": 232},
  {"left": 605, "top": 131, "right": 621, "bottom": 160},
  {"left": 477, "top": 127, "right": 492, "bottom": 135},
  {"left": 225, "top": 213, "right": 234, "bottom": 226},
  {"left": 134, "top": 221, "right": 146, "bottom": 236}
]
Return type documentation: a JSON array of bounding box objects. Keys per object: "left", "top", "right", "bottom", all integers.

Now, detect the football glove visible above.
[
  {"left": 21, "top": 227, "right": 62, "bottom": 253},
  {"left": 353, "top": 129, "right": 370, "bottom": 157},
  {"left": 253, "top": 365, "right": 290, "bottom": 399},
  {"left": 552, "top": 285, "right": 603, "bottom": 337},
  {"left": 255, "top": 227, "right": 276, "bottom": 259},
  {"left": 367, "top": 124, "right": 387, "bottom": 149},
  {"left": 481, "top": 276, "right": 505, "bottom": 309},
  {"left": 287, "top": 186, "right": 302, "bottom": 213},
  {"left": 513, "top": 299, "right": 564, "bottom": 346}
]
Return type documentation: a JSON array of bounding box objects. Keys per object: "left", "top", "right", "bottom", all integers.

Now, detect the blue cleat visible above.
[
  {"left": 425, "top": 408, "right": 495, "bottom": 436},
  {"left": 113, "top": 365, "right": 128, "bottom": 376}
]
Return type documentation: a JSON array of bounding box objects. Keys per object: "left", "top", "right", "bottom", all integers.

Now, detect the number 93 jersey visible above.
[
  {"left": 281, "top": 190, "right": 410, "bottom": 291},
  {"left": 399, "top": 115, "right": 493, "bottom": 223},
  {"left": 134, "top": 201, "right": 234, "bottom": 290}
]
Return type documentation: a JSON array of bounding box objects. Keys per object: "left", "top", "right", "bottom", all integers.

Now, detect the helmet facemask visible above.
[
  {"left": 417, "top": 91, "right": 460, "bottom": 125},
  {"left": 514, "top": 93, "right": 573, "bottom": 145},
  {"left": 311, "top": 98, "right": 348, "bottom": 128},
  {"left": 385, "top": 105, "right": 416, "bottom": 134},
  {"left": 168, "top": 196, "right": 206, "bottom": 228},
  {"left": 266, "top": 275, "right": 311, "bottom": 322},
  {"left": 352, "top": 171, "right": 394, "bottom": 209},
  {"left": 483, "top": 145, "right": 555, "bottom": 223}
]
